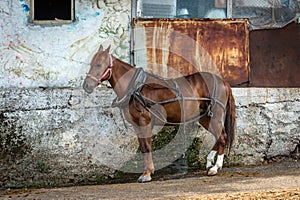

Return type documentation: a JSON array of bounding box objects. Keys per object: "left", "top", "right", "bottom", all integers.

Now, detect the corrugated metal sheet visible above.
[{"left": 133, "top": 18, "right": 250, "bottom": 86}]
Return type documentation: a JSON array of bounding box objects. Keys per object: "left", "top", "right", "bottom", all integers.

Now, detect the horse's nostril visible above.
[
  {"left": 83, "top": 82, "right": 88, "bottom": 89},
  {"left": 83, "top": 81, "right": 95, "bottom": 94},
  {"left": 83, "top": 82, "right": 90, "bottom": 90}
]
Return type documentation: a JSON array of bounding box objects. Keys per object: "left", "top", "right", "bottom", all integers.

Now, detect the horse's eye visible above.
[{"left": 97, "top": 64, "right": 102, "bottom": 68}]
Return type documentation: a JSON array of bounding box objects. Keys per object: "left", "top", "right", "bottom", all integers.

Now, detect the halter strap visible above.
[{"left": 86, "top": 54, "right": 113, "bottom": 84}]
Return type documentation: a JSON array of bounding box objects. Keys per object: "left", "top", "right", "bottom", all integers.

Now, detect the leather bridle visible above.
[{"left": 86, "top": 55, "right": 113, "bottom": 85}]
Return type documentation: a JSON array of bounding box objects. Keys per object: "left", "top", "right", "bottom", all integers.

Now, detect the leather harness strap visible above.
[{"left": 112, "top": 68, "right": 226, "bottom": 125}]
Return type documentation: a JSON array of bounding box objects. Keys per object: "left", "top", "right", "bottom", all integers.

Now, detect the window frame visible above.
[
  {"left": 30, "top": 0, "right": 75, "bottom": 25},
  {"left": 133, "top": 0, "right": 233, "bottom": 19}
]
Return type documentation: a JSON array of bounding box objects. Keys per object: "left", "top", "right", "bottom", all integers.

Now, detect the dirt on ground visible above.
[{"left": 0, "top": 159, "right": 299, "bottom": 200}]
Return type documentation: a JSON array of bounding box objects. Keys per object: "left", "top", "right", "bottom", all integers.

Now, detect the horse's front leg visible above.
[
  {"left": 137, "top": 136, "right": 154, "bottom": 183},
  {"left": 134, "top": 124, "right": 154, "bottom": 183}
]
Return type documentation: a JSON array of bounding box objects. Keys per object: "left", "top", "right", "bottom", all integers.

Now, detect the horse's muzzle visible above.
[{"left": 83, "top": 81, "right": 95, "bottom": 94}]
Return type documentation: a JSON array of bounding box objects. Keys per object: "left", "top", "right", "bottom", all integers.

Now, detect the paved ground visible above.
[{"left": 1, "top": 160, "right": 299, "bottom": 199}]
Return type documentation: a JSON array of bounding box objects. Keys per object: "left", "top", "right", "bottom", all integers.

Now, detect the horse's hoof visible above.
[
  {"left": 137, "top": 175, "right": 152, "bottom": 183},
  {"left": 207, "top": 166, "right": 218, "bottom": 176}
]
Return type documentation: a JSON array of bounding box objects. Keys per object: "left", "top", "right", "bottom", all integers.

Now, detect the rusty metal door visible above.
[
  {"left": 249, "top": 23, "right": 300, "bottom": 87},
  {"left": 132, "top": 18, "right": 250, "bottom": 86}
]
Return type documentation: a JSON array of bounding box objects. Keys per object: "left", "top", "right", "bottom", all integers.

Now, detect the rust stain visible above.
[
  {"left": 249, "top": 23, "right": 300, "bottom": 87},
  {"left": 133, "top": 18, "right": 250, "bottom": 86}
]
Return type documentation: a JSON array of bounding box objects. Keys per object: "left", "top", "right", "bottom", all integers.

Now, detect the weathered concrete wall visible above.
[
  {"left": 1, "top": 87, "right": 299, "bottom": 188},
  {"left": 0, "top": 88, "right": 139, "bottom": 188},
  {"left": 233, "top": 88, "right": 300, "bottom": 165}
]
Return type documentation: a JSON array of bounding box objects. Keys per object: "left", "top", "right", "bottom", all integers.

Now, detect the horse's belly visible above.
[{"left": 164, "top": 101, "right": 201, "bottom": 123}]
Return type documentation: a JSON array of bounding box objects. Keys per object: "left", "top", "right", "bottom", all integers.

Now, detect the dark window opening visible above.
[{"left": 31, "top": 0, "right": 75, "bottom": 24}]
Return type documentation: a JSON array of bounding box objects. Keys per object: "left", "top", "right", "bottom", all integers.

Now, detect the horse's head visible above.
[{"left": 83, "top": 45, "right": 111, "bottom": 94}]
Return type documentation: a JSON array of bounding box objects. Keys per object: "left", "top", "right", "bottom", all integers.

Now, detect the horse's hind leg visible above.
[{"left": 206, "top": 128, "right": 227, "bottom": 176}]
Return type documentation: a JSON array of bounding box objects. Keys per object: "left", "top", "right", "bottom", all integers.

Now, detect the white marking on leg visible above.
[
  {"left": 216, "top": 154, "right": 224, "bottom": 169},
  {"left": 206, "top": 150, "right": 217, "bottom": 169},
  {"left": 208, "top": 154, "right": 224, "bottom": 176}
]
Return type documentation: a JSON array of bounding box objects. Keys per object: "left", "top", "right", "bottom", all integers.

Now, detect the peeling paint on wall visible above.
[{"left": 0, "top": 0, "right": 131, "bottom": 88}]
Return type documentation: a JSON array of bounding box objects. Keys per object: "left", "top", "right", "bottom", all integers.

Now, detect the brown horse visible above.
[{"left": 83, "top": 45, "right": 236, "bottom": 183}]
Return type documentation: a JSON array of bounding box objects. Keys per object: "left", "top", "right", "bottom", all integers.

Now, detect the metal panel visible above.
[
  {"left": 139, "top": 0, "right": 177, "bottom": 18},
  {"left": 133, "top": 18, "right": 249, "bottom": 86},
  {"left": 249, "top": 23, "right": 300, "bottom": 87}
]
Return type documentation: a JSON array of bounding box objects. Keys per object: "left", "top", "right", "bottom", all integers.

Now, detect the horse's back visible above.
[{"left": 176, "top": 72, "right": 219, "bottom": 97}]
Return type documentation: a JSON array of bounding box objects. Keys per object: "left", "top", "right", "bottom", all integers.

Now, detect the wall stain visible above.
[
  {"left": 21, "top": 4, "right": 30, "bottom": 12},
  {"left": 0, "top": 113, "right": 31, "bottom": 162}
]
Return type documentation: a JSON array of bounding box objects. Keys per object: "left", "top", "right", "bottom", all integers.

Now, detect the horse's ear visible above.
[
  {"left": 98, "top": 45, "right": 103, "bottom": 52},
  {"left": 104, "top": 45, "right": 111, "bottom": 54}
]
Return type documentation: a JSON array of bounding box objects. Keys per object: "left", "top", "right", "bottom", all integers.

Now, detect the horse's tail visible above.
[{"left": 225, "top": 85, "right": 236, "bottom": 154}]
